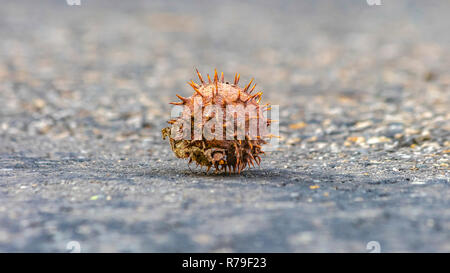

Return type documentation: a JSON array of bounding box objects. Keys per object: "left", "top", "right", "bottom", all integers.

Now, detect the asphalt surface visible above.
[{"left": 0, "top": 0, "right": 449, "bottom": 252}]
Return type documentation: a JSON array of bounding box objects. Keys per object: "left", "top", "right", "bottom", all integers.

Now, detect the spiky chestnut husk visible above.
[{"left": 162, "top": 69, "right": 272, "bottom": 174}]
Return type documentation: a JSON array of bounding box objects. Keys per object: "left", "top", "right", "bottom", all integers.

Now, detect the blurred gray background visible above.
[{"left": 0, "top": 0, "right": 449, "bottom": 252}]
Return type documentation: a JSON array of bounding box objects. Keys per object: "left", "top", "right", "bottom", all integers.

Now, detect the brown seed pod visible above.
[{"left": 162, "top": 69, "right": 272, "bottom": 174}]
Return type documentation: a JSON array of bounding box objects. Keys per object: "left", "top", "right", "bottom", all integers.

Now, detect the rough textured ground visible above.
[{"left": 0, "top": 0, "right": 449, "bottom": 252}]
